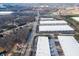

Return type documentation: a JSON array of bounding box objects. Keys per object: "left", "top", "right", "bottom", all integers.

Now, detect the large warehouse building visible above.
[
  {"left": 58, "top": 36, "right": 79, "bottom": 56},
  {"left": 36, "top": 36, "right": 51, "bottom": 56},
  {"left": 38, "top": 25, "right": 74, "bottom": 34},
  {"left": 39, "top": 20, "right": 67, "bottom": 25},
  {"left": 40, "top": 18, "right": 55, "bottom": 21}
]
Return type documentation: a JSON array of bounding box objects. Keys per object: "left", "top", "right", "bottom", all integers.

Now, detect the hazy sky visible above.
[
  {"left": 0, "top": 0, "right": 51, "bottom": 3},
  {"left": 0, "top": 0, "right": 79, "bottom": 3}
]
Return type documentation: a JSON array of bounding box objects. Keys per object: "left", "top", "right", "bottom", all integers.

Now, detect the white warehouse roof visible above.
[
  {"left": 58, "top": 36, "right": 79, "bottom": 56},
  {"left": 40, "top": 18, "right": 54, "bottom": 21},
  {"left": 36, "top": 36, "right": 51, "bottom": 56},
  {"left": 39, "top": 25, "right": 74, "bottom": 32},
  {"left": 72, "top": 17, "right": 79, "bottom": 22},
  {"left": 39, "top": 20, "right": 67, "bottom": 25}
]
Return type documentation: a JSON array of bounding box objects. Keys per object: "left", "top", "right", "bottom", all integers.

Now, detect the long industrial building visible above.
[
  {"left": 36, "top": 36, "right": 51, "bottom": 56},
  {"left": 40, "top": 18, "right": 55, "bottom": 21},
  {"left": 39, "top": 20, "right": 67, "bottom": 25},
  {"left": 58, "top": 36, "right": 79, "bottom": 56},
  {"left": 38, "top": 25, "right": 74, "bottom": 34}
]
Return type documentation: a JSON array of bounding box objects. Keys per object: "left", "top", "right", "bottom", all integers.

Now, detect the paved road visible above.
[{"left": 24, "top": 21, "right": 38, "bottom": 56}]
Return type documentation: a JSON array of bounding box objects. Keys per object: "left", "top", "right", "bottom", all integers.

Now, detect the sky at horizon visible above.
[{"left": 0, "top": 0, "right": 79, "bottom": 3}]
